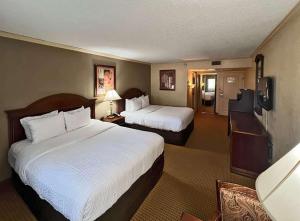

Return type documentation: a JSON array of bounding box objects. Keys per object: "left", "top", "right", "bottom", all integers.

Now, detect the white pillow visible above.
[
  {"left": 27, "top": 112, "right": 66, "bottom": 143},
  {"left": 63, "top": 107, "right": 91, "bottom": 132},
  {"left": 20, "top": 110, "right": 58, "bottom": 140},
  {"left": 65, "top": 106, "right": 84, "bottom": 114},
  {"left": 141, "top": 95, "right": 150, "bottom": 108},
  {"left": 125, "top": 98, "right": 132, "bottom": 111},
  {"left": 125, "top": 97, "right": 142, "bottom": 112}
]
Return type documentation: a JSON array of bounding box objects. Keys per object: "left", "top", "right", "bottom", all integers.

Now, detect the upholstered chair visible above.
[{"left": 215, "top": 180, "right": 272, "bottom": 221}]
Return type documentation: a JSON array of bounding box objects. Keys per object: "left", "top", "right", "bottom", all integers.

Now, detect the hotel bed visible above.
[
  {"left": 117, "top": 88, "right": 194, "bottom": 146},
  {"left": 201, "top": 90, "right": 215, "bottom": 106},
  {"left": 202, "top": 90, "right": 215, "bottom": 101},
  {"left": 6, "top": 93, "right": 164, "bottom": 221}
]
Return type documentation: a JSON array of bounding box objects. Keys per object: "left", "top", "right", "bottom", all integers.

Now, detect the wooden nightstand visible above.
[{"left": 101, "top": 115, "right": 125, "bottom": 126}]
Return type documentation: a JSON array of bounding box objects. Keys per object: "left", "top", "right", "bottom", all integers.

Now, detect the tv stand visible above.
[{"left": 229, "top": 112, "right": 271, "bottom": 178}]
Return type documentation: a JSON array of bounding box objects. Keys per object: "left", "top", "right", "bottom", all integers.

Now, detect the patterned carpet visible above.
[
  {"left": 131, "top": 113, "right": 254, "bottom": 221},
  {"left": 0, "top": 180, "right": 37, "bottom": 221},
  {"left": 0, "top": 112, "right": 254, "bottom": 221}
]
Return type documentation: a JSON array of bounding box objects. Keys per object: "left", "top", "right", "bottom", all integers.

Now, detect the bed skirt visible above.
[
  {"left": 125, "top": 120, "right": 194, "bottom": 146},
  {"left": 12, "top": 153, "right": 164, "bottom": 221}
]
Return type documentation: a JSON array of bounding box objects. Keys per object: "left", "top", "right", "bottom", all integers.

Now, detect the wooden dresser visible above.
[{"left": 229, "top": 111, "right": 271, "bottom": 178}]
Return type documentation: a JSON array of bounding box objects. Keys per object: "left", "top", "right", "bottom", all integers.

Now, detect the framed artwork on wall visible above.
[
  {"left": 160, "top": 69, "right": 176, "bottom": 91},
  {"left": 94, "top": 65, "right": 116, "bottom": 96},
  {"left": 255, "top": 54, "right": 264, "bottom": 79},
  {"left": 255, "top": 54, "right": 264, "bottom": 115}
]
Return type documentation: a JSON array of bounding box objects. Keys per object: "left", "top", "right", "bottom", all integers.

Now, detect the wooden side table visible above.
[
  {"left": 181, "top": 212, "right": 203, "bottom": 221},
  {"left": 100, "top": 115, "right": 125, "bottom": 126}
]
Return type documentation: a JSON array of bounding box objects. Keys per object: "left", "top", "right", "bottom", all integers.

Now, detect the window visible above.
[{"left": 207, "top": 78, "right": 215, "bottom": 91}]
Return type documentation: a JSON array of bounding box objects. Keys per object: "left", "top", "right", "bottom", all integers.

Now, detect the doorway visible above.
[
  {"left": 200, "top": 74, "right": 217, "bottom": 114},
  {"left": 187, "top": 69, "right": 246, "bottom": 115}
]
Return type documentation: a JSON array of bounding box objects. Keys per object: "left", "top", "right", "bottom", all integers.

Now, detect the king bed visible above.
[
  {"left": 117, "top": 88, "right": 194, "bottom": 146},
  {"left": 6, "top": 93, "right": 164, "bottom": 221}
]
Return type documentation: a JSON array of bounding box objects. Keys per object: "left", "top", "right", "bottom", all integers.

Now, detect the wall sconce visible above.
[{"left": 187, "top": 81, "right": 195, "bottom": 89}]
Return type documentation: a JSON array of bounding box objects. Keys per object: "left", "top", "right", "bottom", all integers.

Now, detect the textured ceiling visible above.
[{"left": 0, "top": 0, "right": 299, "bottom": 63}]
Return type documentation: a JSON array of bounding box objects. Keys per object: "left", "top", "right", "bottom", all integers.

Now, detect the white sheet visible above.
[
  {"left": 202, "top": 91, "right": 215, "bottom": 101},
  {"left": 120, "top": 105, "right": 194, "bottom": 132},
  {"left": 8, "top": 119, "right": 164, "bottom": 221}
]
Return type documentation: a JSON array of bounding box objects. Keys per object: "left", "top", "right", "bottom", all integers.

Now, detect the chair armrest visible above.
[{"left": 216, "top": 180, "right": 271, "bottom": 221}]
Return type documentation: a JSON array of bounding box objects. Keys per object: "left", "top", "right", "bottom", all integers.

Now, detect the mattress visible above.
[
  {"left": 202, "top": 91, "right": 215, "bottom": 101},
  {"left": 8, "top": 119, "right": 164, "bottom": 221},
  {"left": 120, "top": 105, "right": 194, "bottom": 132}
]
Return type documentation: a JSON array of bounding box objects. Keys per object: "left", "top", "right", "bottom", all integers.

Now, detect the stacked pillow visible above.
[
  {"left": 63, "top": 107, "right": 91, "bottom": 132},
  {"left": 20, "top": 106, "right": 91, "bottom": 143},
  {"left": 141, "top": 95, "right": 150, "bottom": 108},
  {"left": 125, "top": 95, "right": 150, "bottom": 112}
]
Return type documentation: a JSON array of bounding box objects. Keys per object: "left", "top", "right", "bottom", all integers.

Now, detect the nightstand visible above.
[{"left": 100, "top": 115, "right": 125, "bottom": 126}]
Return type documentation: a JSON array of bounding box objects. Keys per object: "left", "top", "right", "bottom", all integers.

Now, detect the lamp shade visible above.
[
  {"left": 256, "top": 143, "right": 300, "bottom": 221},
  {"left": 104, "top": 90, "right": 121, "bottom": 101}
]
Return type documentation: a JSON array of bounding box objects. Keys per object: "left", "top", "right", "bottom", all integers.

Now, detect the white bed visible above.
[
  {"left": 120, "top": 105, "right": 194, "bottom": 132},
  {"left": 8, "top": 119, "right": 164, "bottom": 221},
  {"left": 201, "top": 90, "right": 215, "bottom": 101}
]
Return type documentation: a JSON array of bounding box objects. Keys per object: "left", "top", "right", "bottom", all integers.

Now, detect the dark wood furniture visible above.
[
  {"left": 117, "top": 88, "right": 194, "bottom": 146},
  {"left": 6, "top": 93, "right": 164, "bottom": 221},
  {"left": 6, "top": 93, "right": 96, "bottom": 146},
  {"left": 228, "top": 89, "right": 254, "bottom": 135},
  {"left": 229, "top": 112, "right": 270, "bottom": 178},
  {"left": 101, "top": 115, "right": 125, "bottom": 125},
  {"left": 181, "top": 212, "right": 203, "bottom": 221}
]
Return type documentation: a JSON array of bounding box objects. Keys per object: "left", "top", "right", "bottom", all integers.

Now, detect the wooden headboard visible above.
[
  {"left": 5, "top": 93, "right": 96, "bottom": 145},
  {"left": 117, "top": 88, "right": 145, "bottom": 113}
]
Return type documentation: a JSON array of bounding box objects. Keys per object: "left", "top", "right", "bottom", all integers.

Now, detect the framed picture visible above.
[
  {"left": 160, "top": 69, "right": 176, "bottom": 91},
  {"left": 94, "top": 65, "right": 116, "bottom": 96},
  {"left": 255, "top": 54, "right": 264, "bottom": 115},
  {"left": 255, "top": 54, "right": 264, "bottom": 80}
]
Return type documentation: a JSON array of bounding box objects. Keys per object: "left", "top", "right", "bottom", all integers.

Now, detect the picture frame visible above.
[
  {"left": 94, "top": 65, "right": 116, "bottom": 96},
  {"left": 255, "top": 54, "right": 264, "bottom": 80},
  {"left": 160, "top": 69, "right": 176, "bottom": 91},
  {"left": 255, "top": 54, "right": 264, "bottom": 115}
]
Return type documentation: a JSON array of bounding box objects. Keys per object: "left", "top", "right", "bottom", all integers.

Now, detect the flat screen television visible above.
[{"left": 257, "top": 77, "right": 273, "bottom": 111}]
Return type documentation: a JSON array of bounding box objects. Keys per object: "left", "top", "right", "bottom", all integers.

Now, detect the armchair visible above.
[{"left": 215, "top": 180, "right": 271, "bottom": 221}]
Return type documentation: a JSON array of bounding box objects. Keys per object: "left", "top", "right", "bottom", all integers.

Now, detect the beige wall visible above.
[
  {"left": 151, "top": 59, "right": 253, "bottom": 107},
  {"left": 151, "top": 63, "right": 187, "bottom": 106},
  {"left": 187, "top": 58, "right": 252, "bottom": 70},
  {"left": 0, "top": 36, "right": 150, "bottom": 181},
  {"left": 254, "top": 4, "right": 300, "bottom": 161},
  {"left": 244, "top": 67, "right": 255, "bottom": 90}
]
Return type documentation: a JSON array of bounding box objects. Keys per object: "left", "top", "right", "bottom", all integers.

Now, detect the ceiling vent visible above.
[{"left": 212, "top": 61, "right": 221, "bottom": 66}]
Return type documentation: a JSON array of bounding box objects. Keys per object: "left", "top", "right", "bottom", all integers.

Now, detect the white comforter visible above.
[
  {"left": 121, "top": 105, "right": 194, "bottom": 132},
  {"left": 8, "top": 120, "right": 164, "bottom": 221}
]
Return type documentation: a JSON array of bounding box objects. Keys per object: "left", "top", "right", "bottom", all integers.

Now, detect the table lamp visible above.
[
  {"left": 256, "top": 143, "right": 300, "bottom": 221},
  {"left": 104, "top": 89, "right": 121, "bottom": 118}
]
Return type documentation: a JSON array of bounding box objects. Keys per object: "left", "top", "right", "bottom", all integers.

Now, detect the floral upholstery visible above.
[{"left": 215, "top": 180, "right": 272, "bottom": 221}]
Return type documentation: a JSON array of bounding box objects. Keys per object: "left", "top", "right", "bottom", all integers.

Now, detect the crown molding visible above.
[
  {"left": 252, "top": 1, "right": 300, "bottom": 57},
  {"left": 0, "top": 30, "right": 150, "bottom": 65}
]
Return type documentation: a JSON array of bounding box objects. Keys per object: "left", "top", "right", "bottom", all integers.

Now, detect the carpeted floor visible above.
[
  {"left": 131, "top": 112, "right": 254, "bottom": 221},
  {"left": 0, "top": 180, "right": 37, "bottom": 221},
  {"left": 0, "top": 111, "right": 254, "bottom": 221}
]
